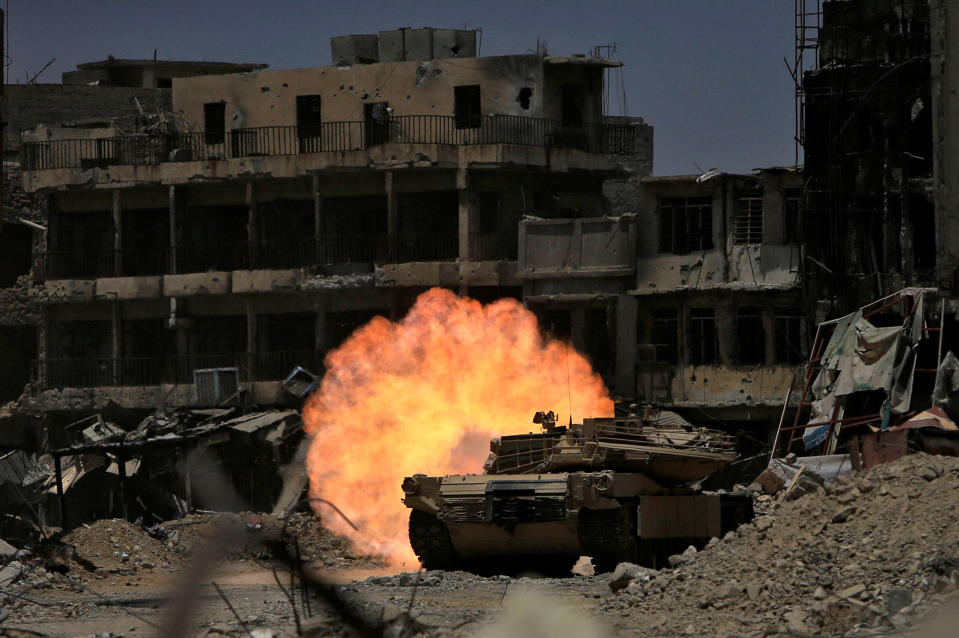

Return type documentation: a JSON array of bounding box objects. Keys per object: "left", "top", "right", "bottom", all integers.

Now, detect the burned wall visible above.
[{"left": 802, "top": 0, "right": 935, "bottom": 309}]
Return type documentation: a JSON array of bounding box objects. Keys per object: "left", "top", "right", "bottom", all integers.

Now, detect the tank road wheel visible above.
[
  {"left": 578, "top": 507, "right": 637, "bottom": 573},
  {"left": 408, "top": 510, "right": 461, "bottom": 571}
]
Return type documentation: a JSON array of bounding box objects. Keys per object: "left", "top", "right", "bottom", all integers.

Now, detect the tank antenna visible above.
[{"left": 566, "top": 343, "right": 573, "bottom": 426}]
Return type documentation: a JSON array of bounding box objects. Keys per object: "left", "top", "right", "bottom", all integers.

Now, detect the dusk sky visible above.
[{"left": 5, "top": 1, "right": 798, "bottom": 175}]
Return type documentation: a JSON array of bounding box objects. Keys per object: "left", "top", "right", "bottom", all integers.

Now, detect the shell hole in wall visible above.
[{"left": 517, "top": 87, "right": 532, "bottom": 110}]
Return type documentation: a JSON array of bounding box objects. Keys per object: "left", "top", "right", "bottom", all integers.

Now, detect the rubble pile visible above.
[
  {"left": 604, "top": 453, "right": 959, "bottom": 637},
  {"left": 61, "top": 518, "right": 177, "bottom": 574},
  {"left": 283, "top": 512, "right": 385, "bottom": 570},
  {"left": 50, "top": 511, "right": 384, "bottom": 577}
]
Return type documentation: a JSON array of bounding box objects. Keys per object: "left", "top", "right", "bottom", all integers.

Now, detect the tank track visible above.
[
  {"left": 408, "top": 509, "right": 461, "bottom": 570},
  {"left": 578, "top": 506, "right": 637, "bottom": 573}
]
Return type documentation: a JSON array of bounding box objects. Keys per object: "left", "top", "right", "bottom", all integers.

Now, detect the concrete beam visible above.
[
  {"left": 386, "top": 171, "right": 398, "bottom": 262},
  {"left": 615, "top": 294, "right": 637, "bottom": 399}
]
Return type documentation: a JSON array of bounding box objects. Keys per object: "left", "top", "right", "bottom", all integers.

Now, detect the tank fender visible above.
[{"left": 403, "top": 495, "right": 440, "bottom": 514}]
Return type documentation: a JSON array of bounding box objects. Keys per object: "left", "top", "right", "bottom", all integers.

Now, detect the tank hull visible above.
[{"left": 403, "top": 471, "right": 752, "bottom": 572}]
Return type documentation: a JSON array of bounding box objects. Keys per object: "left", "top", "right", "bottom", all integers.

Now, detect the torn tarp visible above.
[{"left": 803, "top": 295, "right": 923, "bottom": 448}]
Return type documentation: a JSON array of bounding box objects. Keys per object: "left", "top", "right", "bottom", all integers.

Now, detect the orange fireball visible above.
[{"left": 303, "top": 288, "right": 613, "bottom": 566}]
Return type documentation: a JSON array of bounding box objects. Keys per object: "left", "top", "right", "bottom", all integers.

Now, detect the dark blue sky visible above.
[{"left": 5, "top": 1, "right": 797, "bottom": 175}]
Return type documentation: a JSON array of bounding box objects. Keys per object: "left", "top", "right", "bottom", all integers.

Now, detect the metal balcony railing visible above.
[
  {"left": 470, "top": 233, "right": 518, "bottom": 261},
  {"left": 395, "top": 232, "right": 459, "bottom": 262},
  {"left": 21, "top": 116, "right": 637, "bottom": 170},
  {"left": 34, "top": 350, "right": 321, "bottom": 389},
  {"left": 41, "top": 247, "right": 169, "bottom": 280},
  {"left": 39, "top": 232, "right": 456, "bottom": 280}
]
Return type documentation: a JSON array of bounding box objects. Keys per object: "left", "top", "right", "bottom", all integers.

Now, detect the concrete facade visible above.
[
  {"left": 520, "top": 169, "right": 805, "bottom": 436},
  {"left": 13, "top": 38, "right": 654, "bottom": 420}
]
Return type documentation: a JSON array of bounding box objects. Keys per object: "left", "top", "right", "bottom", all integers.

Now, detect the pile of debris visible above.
[{"left": 604, "top": 452, "right": 959, "bottom": 637}]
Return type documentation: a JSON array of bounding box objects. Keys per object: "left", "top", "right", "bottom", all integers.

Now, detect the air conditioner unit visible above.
[{"left": 193, "top": 367, "right": 240, "bottom": 406}]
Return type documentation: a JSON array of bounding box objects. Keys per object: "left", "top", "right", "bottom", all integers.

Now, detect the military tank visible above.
[{"left": 402, "top": 408, "right": 753, "bottom": 573}]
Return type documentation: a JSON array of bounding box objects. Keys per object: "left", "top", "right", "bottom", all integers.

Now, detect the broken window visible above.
[
  {"left": 517, "top": 86, "right": 532, "bottom": 110},
  {"left": 784, "top": 188, "right": 801, "bottom": 243},
  {"left": 734, "top": 191, "right": 764, "bottom": 244},
  {"left": 651, "top": 309, "right": 679, "bottom": 364},
  {"left": 775, "top": 308, "right": 805, "bottom": 364},
  {"left": 364, "top": 102, "right": 392, "bottom": 146},
  {"left": 658, "top": 197, "right": 713, "bottom": 254},
  {"left": 687, "top": 308, "right": 719, "bottom": 365},
  {"left": 736, "top": 306, "right": 765, "bottom": 365},
  {"left": 203, "top": 101, "right": 226, "bottom": 145},
  {"left": 454, "top": 85, "right": 481, "bottom": 129},
  {"left": 561, "top": 84, "right": 585, "bottom": 127},
  {"left": 296, "top": 94, "right": 323, "bottom": 152},
  {"left": 0, "top": 224, "right": 34, "bottom": 287}
]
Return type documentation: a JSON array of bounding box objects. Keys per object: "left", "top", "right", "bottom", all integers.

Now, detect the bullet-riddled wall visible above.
[{"left": 172, "top": 55, "right": 604, "bottom": 130}]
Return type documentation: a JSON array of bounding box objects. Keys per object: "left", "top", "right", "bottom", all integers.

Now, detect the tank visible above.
[{"left": 402, "top": 408, "right": 753, "bottom": 573}]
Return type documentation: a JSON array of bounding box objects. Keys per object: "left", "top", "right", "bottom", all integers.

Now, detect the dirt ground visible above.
[{"left": 2, "top": 453, "right": 959, "bottom": 637}]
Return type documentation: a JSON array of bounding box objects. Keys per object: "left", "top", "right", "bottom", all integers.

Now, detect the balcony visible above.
[
  {"left": 33, "top": 350, "right": 321, "bottom": 388},
  {"left": 21, "top": 115, "right": 637, "bottom": 171}
]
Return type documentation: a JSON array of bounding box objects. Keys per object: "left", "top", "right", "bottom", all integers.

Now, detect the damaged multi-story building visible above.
[
  {"left": 523, "top": 167, "right": 806, "bottom": 450},
  {"left": 800, "top": 0, "right": 958, "bottom": 309},
  {"left": 1, "top": 54, "right": 265, "bottom": 416},
  {"left": 10, "top": 1, "right": 959, "bottom": 460},
  {"left": 10, "top": 28, "right": 653, "bottom": 434}
]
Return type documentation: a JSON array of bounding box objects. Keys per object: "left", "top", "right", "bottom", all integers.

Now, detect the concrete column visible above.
[
  {"left": 246, "top": 299, "right": 257, "bottom": 379},
  {"left": 168, "top": 186, "right": 179, "bottom": 275},
  {"left": 614, "top": 295, "right": 638, "bottom": 400},
  {"left": 111, "top": 301, "right": 121, "bottom": 385},
  {"left": 46, "top": 195, "right": 58, "bottom": 271},
  {"left": 313, "top": 174, "right": 325, "bottom": 264},
  {"left": 931, "top": 0, "right": 959, "bottom": 294},
  {"left": 314, "top": 297, "right": 328, "bottom": 361},
  {"left": 457, "top": 168, "right": 472, "bottom": 261},
  {"left": 386, "top": 172, "right": 399, "bottom": 262},
  {"left": 112, "top": 190, "right": 122, "bottom": 276},
  {"left": 246, "top": 182, "right": 257, "bottom": 268},
  {"left": 38, "top": 307, "right": 50, "bottom": 388}
]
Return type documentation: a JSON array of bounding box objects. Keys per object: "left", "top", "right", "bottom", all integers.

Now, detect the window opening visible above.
[
  {"left": 454, "top": 85, "right": 481, "bottom": 129},
  {"left": 736, "top": 306, "right": 765, "bottom": 365},
  {"left": 652, "top": 309, "right": 679, "bottom": 364},
  {"left": 517, "top": 87, "right": 532, "bottom": 110},
  {"left": 364, "top": 102, "right": 392, "bottom": 146},
  {"left": 734, "top": 190, "right": 764, "bottom": 244},
  {"left": 203, "top": 102, "right": 226, "bottom": 145},
  {"left": 296, "top": 94, "right": 322, "bottom": 152},
  {"left": 688, "top": 308, "right": 718, "bottom": 365},
  {"left": 561, "top": 84, "right": 585, "bottom": 127},
  {"left": 659, "top": 197, "right": 713, "bottom": 254},
  {"left": 775, "top": 308, "right": 805, "bottom": 363}
]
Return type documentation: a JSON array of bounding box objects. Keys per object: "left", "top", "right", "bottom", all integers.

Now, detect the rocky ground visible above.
[{"left": 0, "top": 453, "right": 957, "bottom": 637}]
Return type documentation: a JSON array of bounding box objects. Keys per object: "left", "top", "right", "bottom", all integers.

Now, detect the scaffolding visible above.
[{"left": 793, "top": 0, "right": 822, "bottom": 166}]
